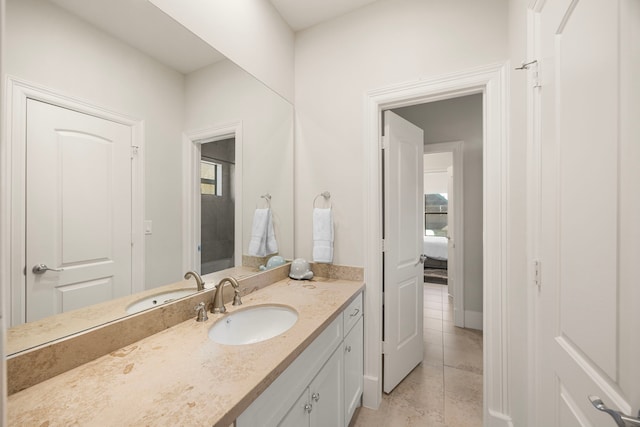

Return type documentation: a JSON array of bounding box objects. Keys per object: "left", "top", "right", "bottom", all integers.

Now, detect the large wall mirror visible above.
[{"left": 3, "top": 0, "right": 294, "bottom": 355}]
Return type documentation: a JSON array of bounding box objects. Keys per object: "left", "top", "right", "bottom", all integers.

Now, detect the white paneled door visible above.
[
  {"left": 536, "top": 1, "right": 640, "bottom": 426},
  {"left": 26, "top": 99, "right": 133, "bottom": 322},
  {"left": 382, "top": 111, "right": 424, "bottom": 393}
]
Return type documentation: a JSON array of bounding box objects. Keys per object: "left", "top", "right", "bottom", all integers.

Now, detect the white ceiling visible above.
[
  {"left": 47, "top": 0, "right": 379, "bottom": 75},
  {"left": 270, "top": 0, "right": 379, "bottom": 31},
  {"left": 49, "top": 0, "right": 225, "bottom": 74}
]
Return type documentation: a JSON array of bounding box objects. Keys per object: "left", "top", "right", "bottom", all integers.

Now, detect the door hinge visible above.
[
  {"left": 515, "top": 59, "right": 541, "bottom": 89},
  {"left": 381, "top": 136, "right": 389, "bottom": 150},
  {"left": 382, "top": 341, "right": 388, "bottom": 354},
  {"left": 533, "top": 260, "right": 541, "bottom": 288},
  {"left": 381, "top": 238, "right": 386, "bottom": 252},
  {"left": 131, "top": 145, "right": 139, "bottom": 158}
]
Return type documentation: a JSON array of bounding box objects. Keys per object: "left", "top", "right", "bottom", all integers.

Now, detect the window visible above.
[{"left": 201, "top": 160, "right": 222, "bottom": 196}]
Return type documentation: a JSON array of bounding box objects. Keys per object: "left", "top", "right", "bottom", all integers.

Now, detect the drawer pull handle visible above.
[
  {"left": 304, "top": 403, "right": 313, "bottom": 413},
  {"left": 350, "top": 308, "right": 360, "bottom": 317},
  {"left": 312, "top": 392, "right": 320, "bottom": 402},
  {"left": 346, "top": 345, "right": 352, "bottom": 353}
]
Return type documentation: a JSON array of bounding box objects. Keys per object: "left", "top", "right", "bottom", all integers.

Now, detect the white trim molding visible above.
[
  {"left": 182, "top": 122, "right": 243, "bottom": 274},
  {"left": 362, "top": 62, "right": 512, "bottom": 425},
  {"left": 423, "top": 141, "right": 465, "bottom": 328},
  {"left": 2, "top": 76, "right": 145, "bottom": 326}
]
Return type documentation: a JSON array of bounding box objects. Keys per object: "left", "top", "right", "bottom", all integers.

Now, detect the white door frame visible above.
[
  {"left": 423, "top": 141, "right": 465, "bottom": 328},
  {"left": 182, "top": 122, "right": 243, "bottom": 273},
  {"left": 363, "top": 62, "right": 511, "bottom": 425},
  {"left": 2, "top": 77, "right": 145, "bottom": 326}
]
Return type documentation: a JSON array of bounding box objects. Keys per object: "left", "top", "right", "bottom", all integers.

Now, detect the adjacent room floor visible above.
[{"left": 352, "top": 282, "right": 483, "bottom": 427}]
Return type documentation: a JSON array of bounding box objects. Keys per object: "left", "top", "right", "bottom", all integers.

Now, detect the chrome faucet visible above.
[
  {"left": 211, "top": 277, "right": 242, "bottom": 314},
  {"left": 184, "top": 270, "right": 205, "bottom": 291}
]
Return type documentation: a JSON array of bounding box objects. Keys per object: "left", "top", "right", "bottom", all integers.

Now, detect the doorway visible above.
[
  {"left": 394, "top": 93, "right": 482, "bottom": 330},
  {"left": 362, "top": 63, "right": 508, "bottom": 424},
  {"left": 183, "top": 122, "right": 243, "bottom": 275},
  {"left": 200, "top": 138, "right": 236, "bottom": 274},
  {"left": 422, "top": 153, "right": 454, "bottom": 285}
]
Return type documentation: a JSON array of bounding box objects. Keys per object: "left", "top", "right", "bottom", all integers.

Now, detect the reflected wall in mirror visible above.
[{"left": 3, "top": 0, "right": 293, "bottom": 355}]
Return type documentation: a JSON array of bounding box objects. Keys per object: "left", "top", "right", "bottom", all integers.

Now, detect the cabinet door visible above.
[
  {"left": 344, "top": 317, "right": 363, "bottom": 426},
  {"left": 310, "top": 347, "right": 344, "bottom": 427},
  {"left": 278, "top": 389, "right": 310, "bottom": 427}
]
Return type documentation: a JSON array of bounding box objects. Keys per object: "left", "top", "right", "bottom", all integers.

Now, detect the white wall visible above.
[
  {"left": 294, "top": 0, "right": 509, "bottom": 266},
  {"left": 424, "top": 152, "right": 452, "bottom": 196},
  {"left": 394, "top": 94, "right": 483, "bottom": 314},
  {"left": 424, "top": 152, "right": 452, "bottom": 172},
  {"left": 5, "top": 0, "right": 185, "bottom": 288},
  {"left": 183, "top": 59, "right": 295, "bottom": 259},
  {"left": 506, "top": 0, "right": 531, "bottom": 424},
  {"left": 149, "top": 0, "right": 295, "bottom": 103}
]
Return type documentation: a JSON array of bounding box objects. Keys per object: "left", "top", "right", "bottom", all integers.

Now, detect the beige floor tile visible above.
[
  {"left": 425, "top": 308, "right": 444, "bottom": 320},
  {"left": 424, "top": 300, "right": 443, "bottom": 310},
  {"left": 424, "top": 328, "right": 443, "bottom": 346},
  {"left": 353, "top": 284, "right": 482, "bottom": 427},
  {"left": 444, "top": 366, "right": 483, "bottom": 427},
  {"left": 424, "top": 343, "right": 444, "bottom": 366},
  {"left": 424, "top": 317, "right": 443, "bottom": 332}
]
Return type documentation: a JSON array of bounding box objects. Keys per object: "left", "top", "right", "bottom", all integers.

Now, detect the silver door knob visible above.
[
  {"left": 304, "top": 403, "right": 313, "bottom": 413},
  {"left": 415, "top": 254, "right": 428, "bottom": 266},
  {"left": 312, "top": 392, "right": 320, "bottom": 402},
  {"left": 589, "top": 396, "right": 640, "bottom": 426},
  {"left": 32, "top": 264, "right": 64, "bottom": 274}
]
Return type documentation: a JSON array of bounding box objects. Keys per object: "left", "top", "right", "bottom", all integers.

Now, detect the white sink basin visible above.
[
  {"left": 208, "top": 305, "right": 298, "bottom": 345},
  {"left": 126, "top": 288, "right": 197, "bottom": 314}
]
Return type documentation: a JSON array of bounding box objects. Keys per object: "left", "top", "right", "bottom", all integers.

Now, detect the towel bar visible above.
[
  {"left": 257, "top": 193, "right": 271, "bottom": 208},
  {"left": 313, "top": 191, "right": 331, "bottom": 208}
]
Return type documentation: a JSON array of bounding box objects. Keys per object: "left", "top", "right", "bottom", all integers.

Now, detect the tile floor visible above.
[{"left": 352, "top": 282, "right": 483, "bottom": 427}]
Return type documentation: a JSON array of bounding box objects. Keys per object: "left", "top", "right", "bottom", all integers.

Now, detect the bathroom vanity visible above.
[{"left": 7, "top": 273, "right": 364, "bottom": 426}]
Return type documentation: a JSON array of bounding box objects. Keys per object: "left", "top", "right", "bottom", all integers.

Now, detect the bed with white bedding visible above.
[{"left": 423, "top": 235, "right": 448, "bottom": 269}]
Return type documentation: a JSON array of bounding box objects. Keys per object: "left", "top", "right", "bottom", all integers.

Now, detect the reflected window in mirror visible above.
[{"left": 201, "top": 160, "right": 222, "bottom": 196}]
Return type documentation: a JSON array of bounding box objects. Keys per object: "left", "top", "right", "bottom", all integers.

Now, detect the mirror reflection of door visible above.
[
  {"left": 25, "top": 99, "right": 134, "bottom": 323},
  {"left": 199, "top": 138, "right": 235, "bottom": 274}
]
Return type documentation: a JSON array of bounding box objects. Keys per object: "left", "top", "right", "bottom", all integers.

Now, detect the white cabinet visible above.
[
  {"left": 279, "top": 347, "right": 343, "bottom": 427},
  {"left": 237, "top": 291, "right": 363, "bottom": 427},
  {"left": 344, "top": 317, "right": 363, "bottom": 426}
]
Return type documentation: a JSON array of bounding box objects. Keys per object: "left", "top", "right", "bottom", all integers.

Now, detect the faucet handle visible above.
[
  {"left": 233, "top": 289, "right": 243, "bottom": 306},
  {"left": 194, "top": 302, "right": 208, "bottom": 322}
]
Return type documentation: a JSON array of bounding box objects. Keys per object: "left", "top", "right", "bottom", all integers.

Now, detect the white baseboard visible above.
[
  {"left": 362, "top": 374, "right": 380, "bottom": 409},
  {"left": 465, "top": 310, "right": 483, "bottom": 330},
  {"left": 487, "top": 408, "right": 514, "bottom": 427}
]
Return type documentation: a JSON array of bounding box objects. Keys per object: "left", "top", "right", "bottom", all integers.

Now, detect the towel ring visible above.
[
  {"left": 313, "top": 191, "right": 331, "bottom": 209},
  {"left": 257, "top": 193, "right": 271, "bottom": 209}
]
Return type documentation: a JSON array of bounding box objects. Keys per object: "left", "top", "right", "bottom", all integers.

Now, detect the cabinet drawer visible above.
[{"left": 343, "top": 292, "right": 363, "bottom": 335}]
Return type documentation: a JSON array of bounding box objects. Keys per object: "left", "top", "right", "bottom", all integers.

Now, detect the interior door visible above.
[
  {"left": 26, "top": 99, "right": 133, "bottom": 322},
  {"left": 446, "top": 165, "right": 454, "bottom": 297},
  {"left": 382, "top": 110, "right": 424, "bottom": 393},
  {"left": 536, "top": 1, "right": 640, "bottom": 425}
]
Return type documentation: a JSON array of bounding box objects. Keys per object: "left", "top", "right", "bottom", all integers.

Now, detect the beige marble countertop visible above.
[
  {"left": 7, "top": 276, "right": 364, "bottom": 426},
  {"left": 7, "top": 266, "right": 259, "bottom": 355}
]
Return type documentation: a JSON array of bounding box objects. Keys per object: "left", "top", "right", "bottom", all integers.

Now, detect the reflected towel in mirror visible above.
[{"left": 248, "top": 208, "right": 278, "bottom": 257}]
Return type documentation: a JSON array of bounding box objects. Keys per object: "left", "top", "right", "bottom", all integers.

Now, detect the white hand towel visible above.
[
  {"left": 313, "top": 208, "right": 333, "bottom": 263},
  {"left": 248, "top": 208, "right": 279, "bottom": 257},
  {"left": 265, "top": 209, "right": 279, "bottom": 256}
]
